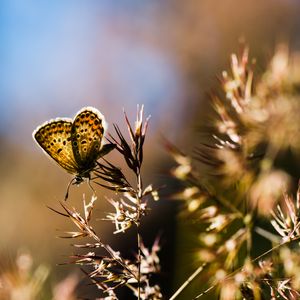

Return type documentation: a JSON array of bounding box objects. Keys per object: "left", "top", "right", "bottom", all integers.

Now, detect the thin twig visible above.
[
  {"left": 136, "top": 169, "right": 143, "bottom": 300},
  {"left": 169, "top": 263, "right": 207, "bottom": 300},
  {"left": 137, "top": 229, "right": 141, "bottom": 300}
]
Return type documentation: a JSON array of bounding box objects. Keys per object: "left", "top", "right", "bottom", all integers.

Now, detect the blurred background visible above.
[{"left": 1, "top": 0, "right": 300, "bottom": 298}]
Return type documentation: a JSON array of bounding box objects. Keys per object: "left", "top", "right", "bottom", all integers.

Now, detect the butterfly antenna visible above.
[{"left": 65, "top": 177, "right": 76, "bottom": 201}]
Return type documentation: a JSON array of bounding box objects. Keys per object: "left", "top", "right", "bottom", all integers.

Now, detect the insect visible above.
[{"left": 33, "top": 107, "right": 114, "bottom": 198}]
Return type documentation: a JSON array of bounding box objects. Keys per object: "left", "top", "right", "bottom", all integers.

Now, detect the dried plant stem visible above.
[
  {"left": 171, "top": 236, "right": 300, "bottom": 300},
  {"left": 189, "top": 175, "right": 244, "bottom": 218},
  {"left": 245, "top": 217, "right": 252, "bottom": 257},
  {"left": 254, "top": 226, "right": 281, "bottom": 243},
  {"left": 193, "top": 284, "right": 217, "bottom": 299},
  {"left": 213, "top": 195, "right": 243, "bottom": 217},
  {"left": 193, "top": 239, "right": 300, "bottom": 299},
  {"left": 169, "top": 262, "right": 207, "bottom": 300},
  {"left": 136, "top": 169, "right": 143, "bottom": 300},
  {"left": 87, "top": 224, "right": 138, "bottom": 280},
  {"left": 101, "top": 242, "right": 137, "bottom": 279},
  {"left": 137, "top": 228, "right": 141, "bottom": 300}
]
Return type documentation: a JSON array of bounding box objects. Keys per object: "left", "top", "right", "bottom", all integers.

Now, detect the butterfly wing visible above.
[
  {"left": 71, "top": 107, "right": 107, "bottom": 171},
  {"left": 33, "top": 119, "right": 79, "bottom": 175}
]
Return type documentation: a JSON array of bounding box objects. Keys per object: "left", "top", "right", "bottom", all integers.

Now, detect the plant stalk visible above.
[{"left": 169, "top": 263, "right": 207, "bottom": 300}]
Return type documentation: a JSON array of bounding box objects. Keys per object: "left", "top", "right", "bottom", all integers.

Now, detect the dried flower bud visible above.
[
  {"left": 199, "top": 233, "right": 218, "bottom": 247},
  {"left": 172, "top": 164, "right": 192, "bottom": 180},
  {"left": 199, "top": 205, "right": 218, "bottom": 219},
  {"left": 250, "top": 170, "right": 290, "bottom": 216}
]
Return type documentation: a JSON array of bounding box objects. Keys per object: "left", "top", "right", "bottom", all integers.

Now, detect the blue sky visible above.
[{"left": 0, "top": 1, "right": 180, "bottom": 143}]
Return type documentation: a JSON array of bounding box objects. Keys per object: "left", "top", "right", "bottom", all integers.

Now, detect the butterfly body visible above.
[{"left": 33, "top": 107, "right": 108, "bottom": 182}]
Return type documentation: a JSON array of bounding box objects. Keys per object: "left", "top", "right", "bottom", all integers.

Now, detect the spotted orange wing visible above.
[
  {"left": 33, "top": 119, "right": 79, "bottom": 175},
  {"left": 71, "top": 107, "right": 107, "bottom": 172}
]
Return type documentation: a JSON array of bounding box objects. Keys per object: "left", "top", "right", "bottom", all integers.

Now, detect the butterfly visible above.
[{"left": 33, "top": 107, "right": 114, "bottom": 190}]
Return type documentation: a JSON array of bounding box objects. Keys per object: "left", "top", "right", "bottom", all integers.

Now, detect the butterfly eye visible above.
[{"left": 73, "top": 141, "right": 78, "bottom": 146}]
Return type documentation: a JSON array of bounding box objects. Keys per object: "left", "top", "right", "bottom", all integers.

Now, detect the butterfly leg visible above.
[
  {"left": 64, "top": 177, "right": 76, "bottom": 201},
  {"left": 87, "top": 177, "right": 96, "bottom": 197}
]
